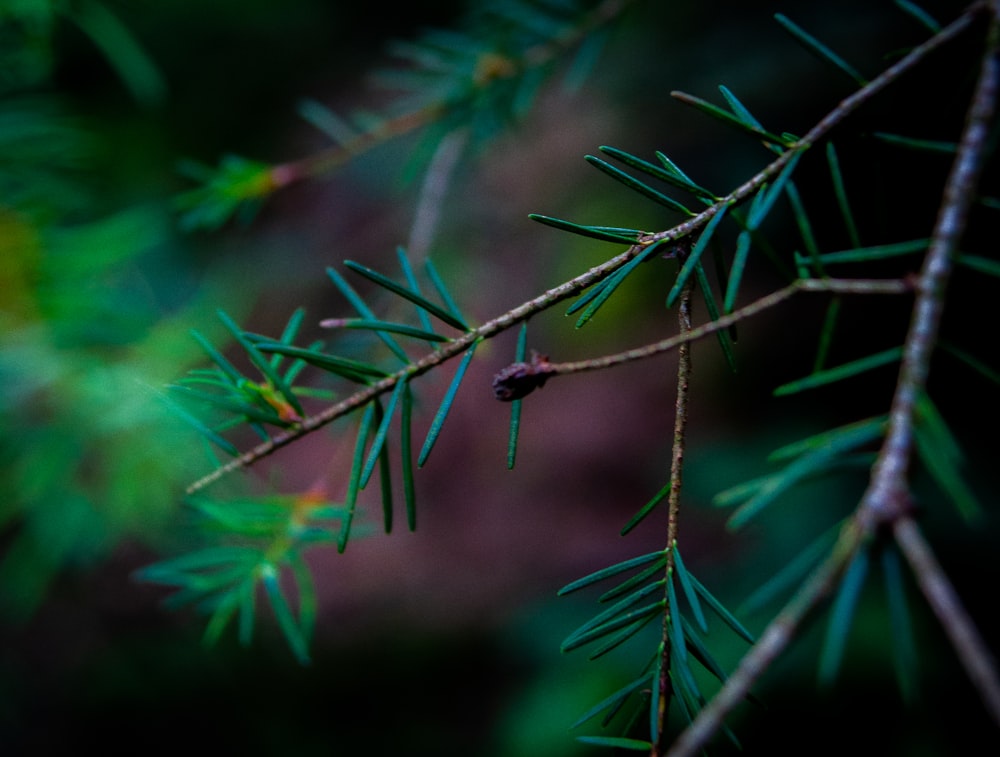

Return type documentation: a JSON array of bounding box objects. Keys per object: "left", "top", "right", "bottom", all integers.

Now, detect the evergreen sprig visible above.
[
  {"left": 173, "top": 0, "right": 641, "bottom": 231},
  {"left": 144, "top": 2, "right": 1000, "bottom": 754},
  {"left": 136, "top": 491, "right": 348, "bottom": 665}
]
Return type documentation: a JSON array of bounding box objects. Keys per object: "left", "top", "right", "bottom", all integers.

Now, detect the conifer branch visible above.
[
  {"left": 876, "top": 0, "right": 1000, "bottom": 724},
  {"left": 860, "top": 0, "right": 997, "bottom": 528},
  {"left": 144, "top": 0, "right": 998, "bottom": 749},
  {"left": 654, "top": 281, "right": 693, "bottom": 754},
  {"left": 187, "top": 0, "right": 970, "bottom": 494},
  {"left": 665, "top": 518, "right": 869, "bottom": 757},
  {"left": 189, "top": 0, "right": 983, "bottom": 492},
  {"left": 534, "top": 278, "right": 910, "bottom": 382},
  {"left": 186, "top": 273, "right": 910, "bottom": 495},
  {"left": 893, "top": 517, "right": 1000, "bottom": 726},
  {"left": 667, "top": 4, "right": 1000, "bottom": 753},
  {"left": 268, "top": 0, "right": 642, "bottom": 191}
]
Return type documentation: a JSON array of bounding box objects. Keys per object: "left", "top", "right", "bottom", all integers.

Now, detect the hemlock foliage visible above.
[{"left": 3, "top": 1, "right": 999, "bottom": 754}]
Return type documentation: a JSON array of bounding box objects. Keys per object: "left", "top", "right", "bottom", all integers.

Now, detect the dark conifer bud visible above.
[{"left": 492, "top": 351, "right": 555, "bottom": 401}]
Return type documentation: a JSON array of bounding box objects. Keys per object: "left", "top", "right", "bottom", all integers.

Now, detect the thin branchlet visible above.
[
  {"left": 176, "top": 1, "right": 999, "bottom": 752},
  {"left": 270, "top": 0, "right": 644, "bottom": 190},
  {"left": 667, "top": 4, "right": 1000, "bottom": 754},
  {"left": 653, "top": 281, "right": 693, "bottom": 755},
  {"left": 505, "top": 278, "right": 910, "bottom": 385},
  {"left": 191, "top": 1, "right": 979, "bottom": 494}
]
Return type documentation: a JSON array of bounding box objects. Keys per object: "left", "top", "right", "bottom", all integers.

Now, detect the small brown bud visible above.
[{"left": 492, "top": 350, "right": 555, "bottom": 401}]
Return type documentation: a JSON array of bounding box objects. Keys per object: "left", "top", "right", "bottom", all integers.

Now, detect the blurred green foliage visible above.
[{"left": 0, "top": 1, "right": 234, "bottom": 620}]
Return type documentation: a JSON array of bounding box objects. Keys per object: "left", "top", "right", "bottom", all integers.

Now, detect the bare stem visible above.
[
  {"left": 894, "top": 516, "right": 1000, "bottom": 725},
  {"left": 866, "top": 0, "right": 1000, "bottom": 723},
  {"left": 667, "top": 286, "right": 693, "bottom": 553},
  {"left": 546, "top": 278, "right": 910, "bottom": 379},
  {"left": 269, "top": 0, "right": 641, "bottom": 190},
  {"left": 185, "top": 1, "right": 982, "bottom": 496},
  {"left": 653, "top": 283, "right": 693, "bottom": 755},
  {"left": 666, "top": 4, "right": 1000, "bottom": 753},
  {"left": 666, "top": 519, "right": 868, "bottom": 757},
  {"left": 861, "top": 0, "right": 997, "bottom": 527}
]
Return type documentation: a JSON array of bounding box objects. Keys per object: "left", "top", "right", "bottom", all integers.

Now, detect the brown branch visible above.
[
  {"left": 865, "top": 0, "right": 1000, "bottom": 724},
  {"left": 186, "top": 0, "right": 980, "bottom": 495},
  {"left": 653, "top": 281, "right": 693, "bottom": 755},
  {"left": 860, "top": 0, "right": 998, "bottom": 527},
  {"left": 666, "top": 519, "right": 868, "bottom": 757},
  {"left": 665, "top": 4, "right": 999, "bottom": 754},
  {"left": 188, "top": 185, "right": 796, "bottom": 494},
  {"left": 894, "top": 517, "right": 1000, "bottom": 725},
  {"left": 268, "top": 0, "right": 642, "bottom": 190},
  {"left": 540, "top": 278, "right": 910, "bottom": 380}
]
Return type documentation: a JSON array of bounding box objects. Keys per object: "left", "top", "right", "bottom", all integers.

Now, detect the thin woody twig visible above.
[
  {"left": 542, "top": 278, "right": 910, "bottom": 379},
  {"left": 188, "top": 204, "right": 776, "bottom": 493},
  {"left": 269, "top": 0, "right": 641, "bottom": 190},
  {"left": 186, "top": 1, "right": 980, "bottom": 496},
  {"left": 894, "top": 517, "right": 1000, "bottom": 725},
  {"left": 861, "top": 0, "right": 998, "bottom": 527},
  {"left": 665, "top": 4, "right": 1000, "bottom": 754},
  {"left": 653, "top": 282, "right": 693, "bottom": 755},
  {"left": 863, "top": 0, "right": 1000, "bottom": 724},
  {"left": 666, "top": 519, "right": 869, "bottom": 757}
]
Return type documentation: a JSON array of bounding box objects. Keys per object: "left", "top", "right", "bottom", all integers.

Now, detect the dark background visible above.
[{"left": 1, "top": 1, "right": 997, "bottom": 754}]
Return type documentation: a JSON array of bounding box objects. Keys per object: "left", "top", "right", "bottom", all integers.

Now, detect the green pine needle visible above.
[
  {"left": 585, "top": 614, "right": 660, "bottom": 660},
  {"left": 914, "top": 392, "right": 982, "bottom": 521},
  {"left": 573, "top": 243, "right": 662, "bottom": 327},
  {"left": 507, "top": 323, "right": 528, "bottom": 470},
  {"left": 666, "top": 203, "right": 730, "bottom": 308},
  {"left": 558, "top": 550, "right": 667, "bottom": 595},
  {"left": 584, "top": 154, "right": 694, "bottom": 216},
  {"left": 252, "top": 342, "right": 389, "bottom": 384},
  {"left": 397, "top": 246, "right": 436, "bottom": 336},
  {"left": 320, "top": 318, "right": 449, "bottom": 342},
  {"left": 360, "top": 380, "right": 406, "bottom": 490},
  {"left": 418, "top": 340, "right": 480, "bottom": 467},
  {"left": 826, "top": 143, "right": 862, "bottom": 249},
  {"left": 601, "top": 145, "right": 718, "bottom": 200},
  {"left": 666, "top": 578, "right": 687, "bottom": 664},
  {"left": 401, "top": 381, "right": 417, "bottom": 531},
  {"left": 326, "top": 266, "right": 411, "bottom": 362},
  {"left": 338, "top": 402, "right": 377, "bottom": 553},
  {"left": 529, "top": 213, "right": 644, "bottom": 244},
  {"left": 818, "top": 548, "right": 869, "bottom": 686},
  {"left": 774, "top": 13, "right": 868, "bottom": 86},
  {"left": 571, "top": 674, "right": 653, "bottom": 729},
  {"left": 424, "top": 258, "right": 469, "bottom": 329},
  {"left": 345, "top": 260, "right": 469, "bottom": 332},
  {"left": 670, "top": 91, "right": 795, "bottom": 147},
  {"left": 620, "top": 481, "right": 671, "bottom": 536},
  {"left": 895, "top": 0, "right": 941, "bottom": 32},
  {"left": 687, "top": 572, "right": 755, "bottom": 644},
  {"left": 873, "top": 132, "right": 957, "bottom": 153},
  {"left": 773, "top": 346, "right": 903, "bottom": 396},
  {"left": 672, "top": 545, "right": 708, "bottom": 633},
  {"left": 261, "top": 565, "right": 311, "bottom": 665},
  {"left": 694, "top": 261, "right": 739, "bottom": 373}
]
